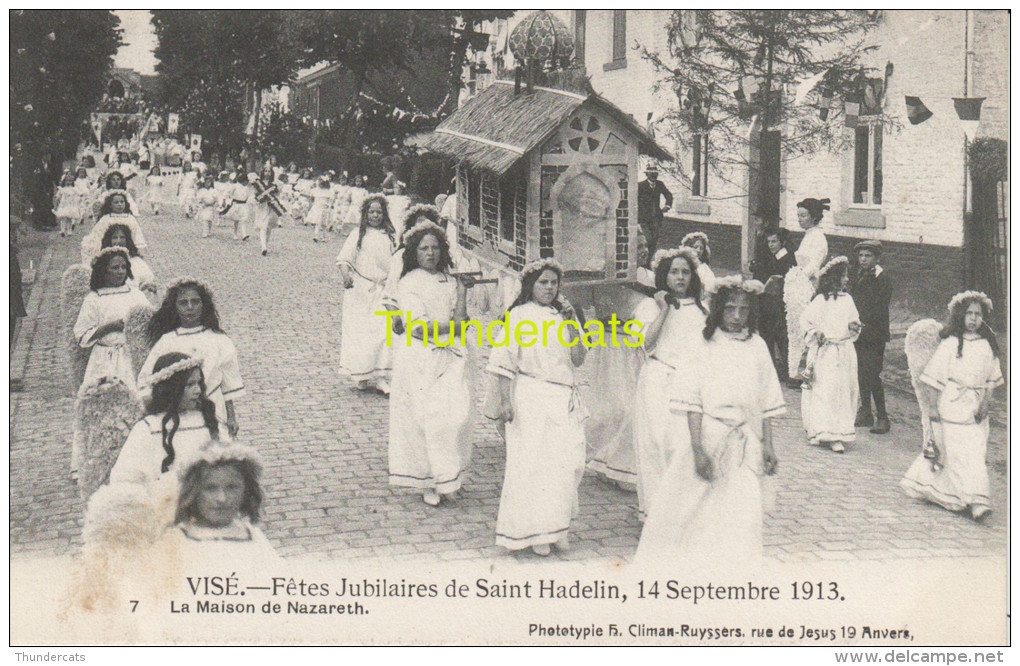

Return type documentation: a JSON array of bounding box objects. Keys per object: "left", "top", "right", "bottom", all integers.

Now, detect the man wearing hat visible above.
[
  {"left": 637, "top": 164, "right": 673, "bottom": 254},
  {"left": 851, "top": 239, "right": 892, "bottom": 434}
]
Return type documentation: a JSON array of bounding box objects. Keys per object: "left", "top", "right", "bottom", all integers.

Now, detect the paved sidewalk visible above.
[{"left": 9, "top": 208, "right": 1008, "bottom": 564}]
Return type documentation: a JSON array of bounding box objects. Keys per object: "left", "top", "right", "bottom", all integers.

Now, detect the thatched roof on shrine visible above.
[{"left": 415, "top": 80, "right": 672, "bottom": 176}]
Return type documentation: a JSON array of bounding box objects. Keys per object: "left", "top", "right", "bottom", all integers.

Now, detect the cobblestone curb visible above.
[{"left": 9, "top": 244, "right": 54, "bottom": 395}]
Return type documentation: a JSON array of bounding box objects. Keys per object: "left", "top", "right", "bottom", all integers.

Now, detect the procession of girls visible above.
[{"left": 64, "top": 176, "right": 1003, "bottom": 575}]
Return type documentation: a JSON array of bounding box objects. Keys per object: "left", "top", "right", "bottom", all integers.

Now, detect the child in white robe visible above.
[
  {"left": 388, "top": 221, "right": 474, "bottom": 507},
  {"left": 799, "top": 257, "right": 861, "bottom": 453},
  {"left": 337, "top": 193, "right": 397, "bottom": 393},
  {"left": 140, "top": 278, "right": 245, "bottom": 437},
  {"left": 901, "top": 292, "right": 1004, "bottom": 521},
  {"left": 637, "top": 277, "right": 784, "bottom": 571},
  {"left": 487, "top": 259, "right": 588, "bottom": 556},
  {"left": 633, "top": 247, "right": 707, "bottom": 520},
  {"left": 73, "top": 247, "right": 151, "bottom": 396}
]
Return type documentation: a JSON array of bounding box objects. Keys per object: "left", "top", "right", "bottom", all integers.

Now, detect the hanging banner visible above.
[
  {"left": 168, "top": 113, "right": 179, "bottom": 135},
  {"left": 953, "top": 97, "right": 985, "bottom": 141},
  {"left": 904, "top": 96, "right": 933, "bottom": 125},
  {"left": 190, "top": 134, "right": 202, "bottom": 153}
]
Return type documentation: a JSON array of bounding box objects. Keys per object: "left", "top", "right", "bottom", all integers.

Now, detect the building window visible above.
[
  {"left": 612, "top": 10, "right": 626, "bottom": 62},
  {"left": 468, "top": 167, "right": 482, "bottom": 228},
  {"left": 692, "top": 133, "right": 709, "bottom": 196},
  {"left": 853, "top": 122, "right": 882, "bottom": 206},
  {"left": 573, "top": 11, "right": 586, "bottom": 65}
]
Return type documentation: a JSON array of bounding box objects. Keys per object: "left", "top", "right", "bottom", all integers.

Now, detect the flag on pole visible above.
[
  {"left": 91, "top": 114, "right": 104, "bottom": 144},
  {"left": 905, "top": 96, "right": 933, "bottom": 125},
  {"left": 245, "top": 104, "right": 258, "bottom": 136},
  {"left": 844, "top": 101, "right": 860, "bottom": 128},
  {"left": 953, "top": 97, "right": 985, "bottom": 141}
]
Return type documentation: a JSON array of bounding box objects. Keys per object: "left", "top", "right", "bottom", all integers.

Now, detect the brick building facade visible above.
[{"left": 474, "top": 11, "right": 1008, "bottom": 316}]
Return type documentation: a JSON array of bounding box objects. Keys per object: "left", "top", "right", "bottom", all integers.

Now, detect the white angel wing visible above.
[{"left": 61, "top": 264, "right": 93, "bottom": 395}]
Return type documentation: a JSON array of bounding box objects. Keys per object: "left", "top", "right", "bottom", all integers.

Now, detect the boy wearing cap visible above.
[
  {"left": 637, "top": 165, "right": 673, "bottom": 255},
  {"left": 851, "top": 240, "right": 892, "bottom": 434}
]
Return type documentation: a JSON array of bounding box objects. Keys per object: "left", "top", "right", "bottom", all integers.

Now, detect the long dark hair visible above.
[
  {"left": 507, "top": 264, "right": 569, "bottom": 317},
  {"left": 817, "top": 263, "right": 846, "bottom": 300},
  {"left": 175, "top": 459, "right": 262, "bottom": 525},
  {"left": 400, "top": 227, "right": 453, "bottom": 277},
  {"left": 146, "top": 352, "right": 220, "bottom": 474},
  {"left": 89, "top": 248, "right": 133, "bottom": 291},
  {"left": 941, "top": 298, "right": 1000, "bottom": 358},
  {"left": 104, "top": 171, "right": 125, "bottom": 190},
  {"left": 357, "top": 196, "right": 396, "bottom": 251},
  {"left": 147, "top": 280, "right": 223, "bottom": 345},
  {"left": 101, "top": 223, "right": 140, "bottom": 258},
  {"left": 98, "top": 192, "right": 132, "bottom": 217},
  {"left": 654, "top": 253, "right": 705, "bottom": 312},
  {"left": 703, "top": 286, "right": 759, "bottom": 340}
]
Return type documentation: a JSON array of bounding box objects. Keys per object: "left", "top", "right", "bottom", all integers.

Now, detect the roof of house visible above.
[{"left": 414, "top": 80, "right": 672, "bottom": 176}]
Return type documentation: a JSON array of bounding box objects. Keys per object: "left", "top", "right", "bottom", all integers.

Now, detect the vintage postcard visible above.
[{"left": 9, "top": 8, "right": 1009, "bottom": 649}]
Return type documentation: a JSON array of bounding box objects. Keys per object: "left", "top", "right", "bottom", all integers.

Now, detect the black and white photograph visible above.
[{"left": 8, "top": 9, "right": 1010, "bottom": 652}]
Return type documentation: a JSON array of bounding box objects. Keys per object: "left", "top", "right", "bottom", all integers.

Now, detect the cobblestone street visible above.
[{"left": 9, "top": 208, "right": 1009, "bottom": 565}]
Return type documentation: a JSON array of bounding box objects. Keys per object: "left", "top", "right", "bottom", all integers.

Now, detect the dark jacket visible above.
[
  {"left": 637, "top": 178, "right": 673, "bottom": 228},
  {"left": 852, "top": 266, "right": 892, "bottom": 345}
]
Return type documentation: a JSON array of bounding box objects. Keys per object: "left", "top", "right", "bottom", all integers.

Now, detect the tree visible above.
[
  {"left": 10, "top": 10, "right": 122, "bottom": 228},
  {"left": 642, "top": 10, "right": 882, "bottom": 262},
  {"left": 150, "top": 11, "right": 300, "bottom": 162},
  {"left": 285, "top": 11, "right": 512, "bottom": 180}
]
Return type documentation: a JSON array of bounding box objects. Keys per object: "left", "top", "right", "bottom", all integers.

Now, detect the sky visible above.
[{"left": 113, "top": 10, "right": 158, "bottom": 75}]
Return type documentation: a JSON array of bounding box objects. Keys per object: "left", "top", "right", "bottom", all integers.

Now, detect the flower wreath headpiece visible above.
[
  {"left": 521, "top": 257, "right": 564, "bottom": 278},
  {"left": 710, "top": 274, "right": 765, "bottom": 295},
  {"left": 137, "top": 356, "right": 203, "bottom": 390},
  {"left": 818, "top": 255, "right": 850, "bottom": 280},
  {"left": 401, "top": 217, "right": 445, "bottom": 245},
  {"left": 948, "top": 290, "right": 993, "bottom": 313},
  {"left": 101, "top": 188, "right": 130, "bottom": 205},
  {"left": 90, "top": 245, "right": 130, "bottom": 267},
  {"left": 175, "top": 440, "right": 263, "bottom": 480},
  {"left": 650, "top": 246, "right": 700, "bottom": 273},
  {"left": 361, "top": 191, "right": 389, "bottom": 212},
  {"left": 681, "top": 231, "right": 709, "bottom": 248},
  {"left": 165, "top": 275, "right": 215, "bottom": 300},
  {"left": 402, "top": 203, "right": 439, "bottom": 228}
]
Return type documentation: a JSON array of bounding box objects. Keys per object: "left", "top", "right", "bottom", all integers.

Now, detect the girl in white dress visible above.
[
  {"left": 99, "top": 223, "right": 157, "bottom": 298},
  {"left": 637, "top": 277, "right": 784, "bottom": 571},
  {"left": 800, "top": 257, "right": 861, "bottom": 453},
  {"left": 144, "top": 165, "right": 165, "bottom": 216},
  {"left": 901, "top": 292, "right": 1004, "bottom": 521},
  {"left": 633, "top": 247, "right": 707, "bottom": 520},
  {"left": 251, "top": 166, "right": 283, "bottom": 256},
  {"left": 682, "top": 231, "right": 716, "bottom": 299},
  {"left": 176, "top": 163, "right": 198, "bottom": 218},
  {"left": 226, "top": 173, "right": 251, "bottom": 242},
  {"left": 785, "top": 197, "right": 831, "bottom": 380},
  {"left": 307, "top": 175, "right": 334, "bottom": 243},
  {"left": 73, "top": 247, "right": 151, "bottom": 396},
  {"left": 488, "top": 259, "right": 588, "bottom": 556},
  {"left": 195, "top": 174, "right": 220, "bottom": 238},
  {"left": 141, "top": 278, "right": 244, "bottom": 437},
  {"left": 74, "top": 166, "right": 95, "bottom": 228},
  {"left": 388, "top": 221, "right": 475, "bottom": 507},
  {"left": 160, "top": 440, "right": 279, "bottom": 569},
  {"left": 83, "top": 190, "right": 149, "bottom": 265},
  {"left": 337, "top": 194, "right": 397, "bottom": 393},
  {"left": 112, "top": 353, "right": 224, "bottom": 486},
  {"left": 54, "top": 171, "right": 78, "bottom": 237}
]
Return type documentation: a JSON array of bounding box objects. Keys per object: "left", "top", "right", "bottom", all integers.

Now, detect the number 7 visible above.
[{"left": 130, "top": 600, "right": 139, "bottom": 612}]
